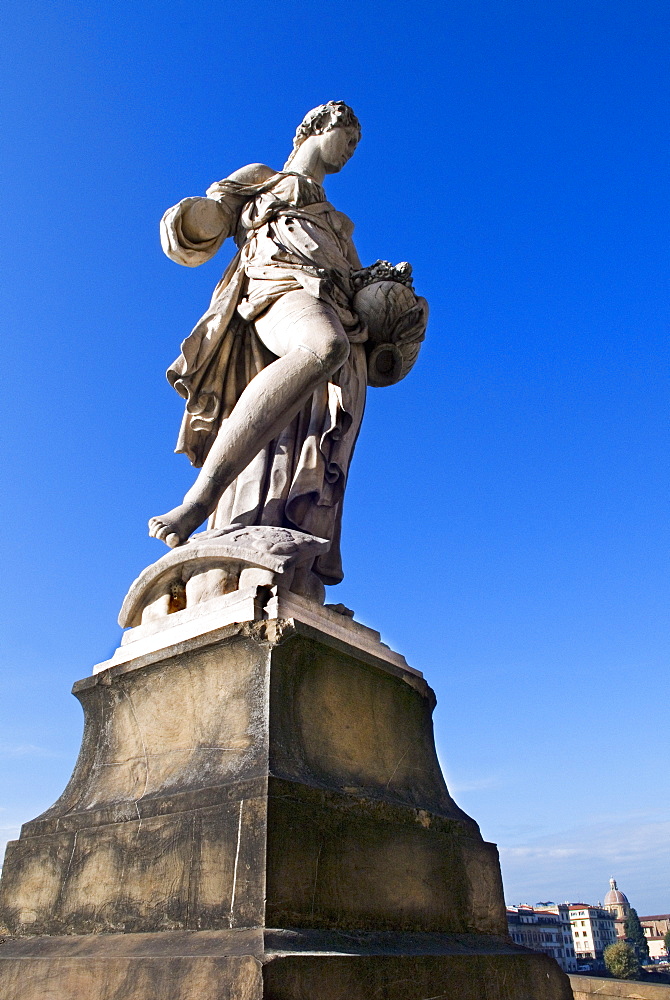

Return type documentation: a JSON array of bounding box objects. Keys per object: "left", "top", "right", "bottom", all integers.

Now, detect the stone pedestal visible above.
[{"left": 0, "top": 614, "right": 572, "bottom": 999}]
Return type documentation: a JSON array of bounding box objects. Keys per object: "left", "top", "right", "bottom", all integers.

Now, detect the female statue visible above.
[{"left": 150, "top": 102, "right": 426, "bottom": 601}]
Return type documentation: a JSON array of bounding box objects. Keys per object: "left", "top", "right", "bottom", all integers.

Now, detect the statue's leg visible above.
[{"left": 149, "top": 292, "right": 350, "bottom": 547}]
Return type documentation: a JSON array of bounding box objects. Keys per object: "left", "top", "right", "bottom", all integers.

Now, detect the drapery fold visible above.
[{"left": 160, "top": 171, "right": 368, "bottom": 585}]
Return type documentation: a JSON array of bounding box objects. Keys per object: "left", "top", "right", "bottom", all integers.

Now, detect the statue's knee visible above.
[
  {"left": 317, "top": 331, "right": 350, "bottom": 372},
  {"left": 295, "top": 302, "right": 350, "bottom": 372}
]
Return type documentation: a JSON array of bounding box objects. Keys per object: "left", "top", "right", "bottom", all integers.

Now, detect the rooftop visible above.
[{"left": 604, "top": 877, "right": 630, "bottom": 908}]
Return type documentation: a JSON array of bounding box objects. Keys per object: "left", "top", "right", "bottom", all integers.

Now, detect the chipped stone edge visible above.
[{"left": 84, "top": 617, "right": 427, "bottom": 700}]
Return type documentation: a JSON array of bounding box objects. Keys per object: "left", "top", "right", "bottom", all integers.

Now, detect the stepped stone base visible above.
[
  {"left": 0, "top": 929, "right": 571, "bottom": 1000},
  {"left": 0, "top": 613, "right": 573, "bottom": 999}
]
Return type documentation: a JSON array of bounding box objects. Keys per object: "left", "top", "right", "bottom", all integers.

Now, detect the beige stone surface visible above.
[
  {"left": 0, "top": 623, "right": 571, "bottom": 998},
  {"left": 570, "top": 975, "right": 670, "bottom": 998},
  {"left": 1, "top": 624, "right": 485, "bottom": 937},
  {"left": 0, "top": 933, "right": 574, "bottom": 1000},
  {"left": 0, "top": 950, "right": 263, "bottom": 1000}
]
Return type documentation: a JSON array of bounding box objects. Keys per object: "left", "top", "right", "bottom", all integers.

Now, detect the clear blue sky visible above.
[{"left": 2, "top": 1, "right": 668, "bottom": 914}]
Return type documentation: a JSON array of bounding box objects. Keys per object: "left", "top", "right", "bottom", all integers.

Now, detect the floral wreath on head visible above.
[{"left": 285, "top": 101, "right": 361, "bottom": 166}]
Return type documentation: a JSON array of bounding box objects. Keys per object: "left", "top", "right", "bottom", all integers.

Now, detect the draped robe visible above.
[{"left": 160, "top": 171, "right": 368, "bottom": 585}]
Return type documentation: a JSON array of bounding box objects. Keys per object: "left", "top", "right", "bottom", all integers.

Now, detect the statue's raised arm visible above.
[
  {"left": 131, "top": 102, "right": 427, "bottom": 620},
  {"left": 160, "top": 162, "right": 275, "bottom": 267}
]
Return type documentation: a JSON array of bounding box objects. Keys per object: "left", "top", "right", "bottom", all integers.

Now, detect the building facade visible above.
[
  {"left": 566, "top": 904, "right": 618, "bottom": 969},
  {"left": 640, "top": 915, "right": 670, "bottom": 962},
  {"left": 506, "top": 905, "right": 577, "bottom": 972},
  {"left": 507, "top": 884, "right": 668, "bottom": 970}
]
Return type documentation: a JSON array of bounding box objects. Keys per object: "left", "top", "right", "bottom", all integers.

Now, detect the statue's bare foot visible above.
[{"left": 148, "top": 502, "right": 209, "bottom": 548}]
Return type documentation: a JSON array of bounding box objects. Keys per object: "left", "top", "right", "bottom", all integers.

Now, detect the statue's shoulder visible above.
[
  {"left": 226, "top": 162, "right": 276, "bottom": 185},
  {"left": 206, "top": 164, "right": 277, "bottom": 204}
]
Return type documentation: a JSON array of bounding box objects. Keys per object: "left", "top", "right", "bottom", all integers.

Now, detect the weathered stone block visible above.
[
  {"left": 569, "top": 975, "right": 670, "bottom": 999},
  {"left": 0, "top": 620, "right": 573, "bottom": 998}
]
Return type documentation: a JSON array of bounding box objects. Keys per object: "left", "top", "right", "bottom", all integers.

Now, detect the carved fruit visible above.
[
  {"left": 353, "top": 280, "right": 428, "bottom": 387},
  {"left": 353, "top": 280, "right": 417, "bottom": 346}
]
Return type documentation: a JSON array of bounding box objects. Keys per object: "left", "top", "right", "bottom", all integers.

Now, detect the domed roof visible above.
[{"left": 604, "top": 877, "right": 629, "bottom": 906}]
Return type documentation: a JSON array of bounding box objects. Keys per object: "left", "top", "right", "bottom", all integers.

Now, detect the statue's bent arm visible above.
[
  {"left": 162, "top": 162, "right": 276, "bottom": 264},
  {"left": 180, "top": 162, "right": 276, "bottom": 243},
  {"left": 179, "top": 198, "right": 228, "bottom": 245}
]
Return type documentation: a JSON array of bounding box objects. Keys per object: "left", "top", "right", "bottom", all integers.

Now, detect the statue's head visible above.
[{"left": 285, "top": 101, "right": 361, "bottom": 173}]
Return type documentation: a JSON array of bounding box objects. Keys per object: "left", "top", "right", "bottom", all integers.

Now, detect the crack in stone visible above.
[
  {"left": 385, "top": 747, "right": 410, "bottom": 789},
  {"left": 62, "top": 831, "right": 78, "bottom": 889},
  {"left": 118, "top": 687, "right": 151, "bottom": 835},
  {"left": 310, "top": 841, "right": 323, "bottom": 918},
  {"left": 229, "top": 798, "right": 244, "bottom": 928},
  {"left": 100, "top": 747, "right": 241, "bottom": 765}
]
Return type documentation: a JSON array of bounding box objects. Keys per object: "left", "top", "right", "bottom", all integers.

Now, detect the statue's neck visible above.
[{"left": 285, "top": 146, "right": 326, "bottom": 185}]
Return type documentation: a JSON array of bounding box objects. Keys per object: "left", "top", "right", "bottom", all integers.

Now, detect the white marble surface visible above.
[
  {"left": 95, "top": 586, "right": 420, "bottom": 679},
  {"left": 141, "top": 102, "right": 427, "bottom": 605}
]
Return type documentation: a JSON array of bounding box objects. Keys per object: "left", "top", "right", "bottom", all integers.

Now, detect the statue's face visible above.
[{"left": 315, "top": 126, "right": 359, "bottom": 174}]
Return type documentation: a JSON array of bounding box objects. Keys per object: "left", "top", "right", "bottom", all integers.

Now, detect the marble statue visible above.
[
  {"left": 0, "top": 103, "right": 572, "bottom": 1000},
  {"left": 140, "top": 102, "right": 427, "bottom": 611}
]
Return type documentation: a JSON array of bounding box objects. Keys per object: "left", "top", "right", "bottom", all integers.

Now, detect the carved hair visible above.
[{"left": 284, "top": 101, "right": 361, "bottom": 168}]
